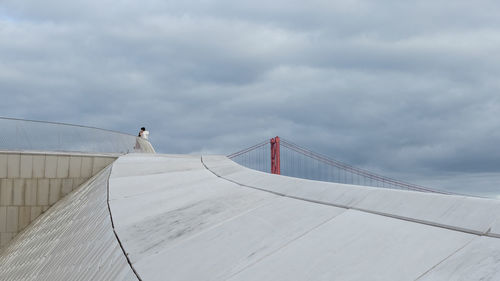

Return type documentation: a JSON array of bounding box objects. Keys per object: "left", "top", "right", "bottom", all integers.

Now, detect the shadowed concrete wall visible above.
[
  {"left": 0, "top": 151, "right": 117, "bottom": 248},
  {"left": 0, "top": 166, "right": 137, "bottom": 281}
]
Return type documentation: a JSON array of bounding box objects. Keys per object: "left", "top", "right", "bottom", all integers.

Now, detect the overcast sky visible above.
[{"left": 1, "top": 1, "right": 500, "bottom": 197}]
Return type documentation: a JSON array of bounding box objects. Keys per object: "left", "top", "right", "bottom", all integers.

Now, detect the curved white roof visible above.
[
  {"left": 108, "top": 154, "right": 500, "bottom": 281},
  {"left": 2, "top": 153, "right": 500, "bottom": 280}
]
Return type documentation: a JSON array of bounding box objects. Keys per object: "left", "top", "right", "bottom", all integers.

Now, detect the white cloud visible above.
[{"left": 1, "top": 0, "right": 500, "bottom": 196}]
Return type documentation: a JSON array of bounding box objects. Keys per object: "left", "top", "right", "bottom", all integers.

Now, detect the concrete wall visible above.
[
  {"left": 0, "top": 166, "right": 138, "bottom": 281},
  {"left": 0, "top": 151, "right": 117, "bottom": 248}
]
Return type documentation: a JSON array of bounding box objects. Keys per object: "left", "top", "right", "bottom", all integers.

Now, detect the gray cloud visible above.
[{"left": 2, "top": 0, "right": 500, "bottom": 196}]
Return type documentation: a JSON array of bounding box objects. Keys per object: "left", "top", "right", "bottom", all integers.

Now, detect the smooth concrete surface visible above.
[
  {"left": 108, "top": 154, "right": 500, "bottom": 281},
  {"left": 109, "top": 155, "right": 277, "bottom": 265},
  {"left": 202, "top": 155, "right": 500, "bottom": 236},
  {"left": 0, "top": 151, "right": 117, "bottom": 248},
  {"left": 417, "top": 236, "right": 500, "bottom": 280},
  {"left": 491, "top": 221, "right": 500, "bottom": 238},
  {"left": 2, "top": 152, "right": 499, "bottom": 280},
  {"left": 0, "top": 166, "right": 137, "bottom": 281},
  {"left": 226, "top": 210, "right": 473, "bottom": 281},
  {"left": 135, "top": 197, "right": 345, "bottom": 281}
]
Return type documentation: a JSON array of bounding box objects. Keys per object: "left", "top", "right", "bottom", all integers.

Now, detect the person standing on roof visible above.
[{"left": 138, "top": 127, "right": 149, "bottom": 140}]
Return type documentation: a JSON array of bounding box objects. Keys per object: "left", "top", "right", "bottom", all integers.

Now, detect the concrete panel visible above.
[
  {"left": 0, "top": 179, "right": 13, "bottom": 206},
  {"left": 37, "top": 179, "right": 50, "bottom": 206},
  {"left": 203, "top": 155, "right": 500, "bottom": 237},
  {"left": 24, "top": 179, "right": 37, "bottom": 206},
  {"left": 69, "top": 156, "right": 82, "bottom": 178},
  {"left": 353, "top": 189, "right": 500, "bottom": 235},
  {"left": 20, "top": 155, "right": 33, "bottom": 178},
  {"left": 419, "top": 237, "right": 500, "bottom": 280},
  {"left": 202, "top": 155, "right": 245, "bottom": 177},
  {"left": 0, "top": 207, "right": 6, "bottom": 233},
  {"left": 490, "top": 218, "right": 500, "bottom": 238},
  {"left": 0, "top": 232, "right": 13, "bottom": 248},
  {"left": 6, "top": 207, "right": 18, "bottom": 232},
  {"left": 136, "top": 197, "right": 346, "bottom": 281},
  {"left": 109, "top": 155, "right": 277, "bottom": 264},
  {"left": 61, "top": 179, "right": 73, "bottom": 195},
  {"left": 104, "top": 157, "right": 115, "bottom": 166},
  {"left": 112, "top": 178, "right": 276, "bottom": 263},
  {"left": 81, "top": 157, "right": 93, "bottom": 178},
  {"left": 18, "top": 206, "right": 30, "bottom": 231},
  {"left": 56, "top": 156, "right": 70, "bottom": 178},
  {"left": 12, "top": 180, "right": 24, "bottom": 206},
  {"left": 92, "top": 157, "right": 113, "bottom": 175},
  {"left": 227, "top": 210, "right": 474, "bottom": 281},
  {"left": 32, "top": 155, "right": 45, "bottom": 178},
  {"left": 44, "top": 155, "right": 58, "bottom": 178},
  {"left": 49, "top": 179, "right": 61, "bottom": 205},
  {"left": 0, "top": 167, "right": 137, "bottom": 281},
  {"left": 203, "top": 156, "right": 375, "bottom": 208},
  {"left": 72, "top": 178, "right": 87, "bottom": 189},
  {"left": 109, "top": 169, "right": 213, "bottom": 201},
  {"left": 111, "top": 154, "right": 200, "bottom": 178},
  {"left": 92, "top": 157, "right": 104, "bottom": 175},
  {"left": 7, "top": 154, "right": 20, "bottom": 178},
  {"left": 0, "top": 154, "right": 7, "bottom": 178},
  {"left": 30, "top": 206, "right": 42, "bottom": 221}
]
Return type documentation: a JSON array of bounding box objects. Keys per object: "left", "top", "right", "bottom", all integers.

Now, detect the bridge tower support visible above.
[{"left": 270, "top": 136, "right": 280, "bottom": 174}]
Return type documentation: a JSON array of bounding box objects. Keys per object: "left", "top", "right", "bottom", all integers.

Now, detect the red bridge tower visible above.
[{"left": 270, "top": 136, "right": 280, "bottom": 174}]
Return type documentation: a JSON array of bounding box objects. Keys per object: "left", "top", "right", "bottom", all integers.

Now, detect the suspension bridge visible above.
[
  {"left": 2, "top": 120, "right": 500, "bottom": 281},
  {"left": 228, "top": 136, "right": 451, "bottom": 194}
]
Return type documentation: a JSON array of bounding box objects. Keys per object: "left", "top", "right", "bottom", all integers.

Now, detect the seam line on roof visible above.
[
  {"left": 106, "top": 163, "right": 143, "bottom": 281},
  {"left": 413, "top": 237, "right": 476, "bottom": 280},
  {"left": 201, "top": 156, "right": 497, "bottom": 238},
  {"left": 223, "top": 209, "right": 345, "bottom": 281}
]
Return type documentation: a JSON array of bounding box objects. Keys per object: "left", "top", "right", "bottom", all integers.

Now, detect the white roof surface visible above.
[
  {"left": 2, "top": 153, "right": 500, "bottom": 280},
  {"left": 108, "top": 154, "right": 500, "bottom": 281}
]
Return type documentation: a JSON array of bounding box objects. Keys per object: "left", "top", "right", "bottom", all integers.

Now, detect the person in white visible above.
[{"left": 139, "top": 127, "right": 149, "bottom": 140}]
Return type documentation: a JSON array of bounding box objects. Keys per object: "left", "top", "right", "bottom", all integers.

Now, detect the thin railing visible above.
[{"left": 0, "top": 117, "right": 155, "bottom": 154}]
